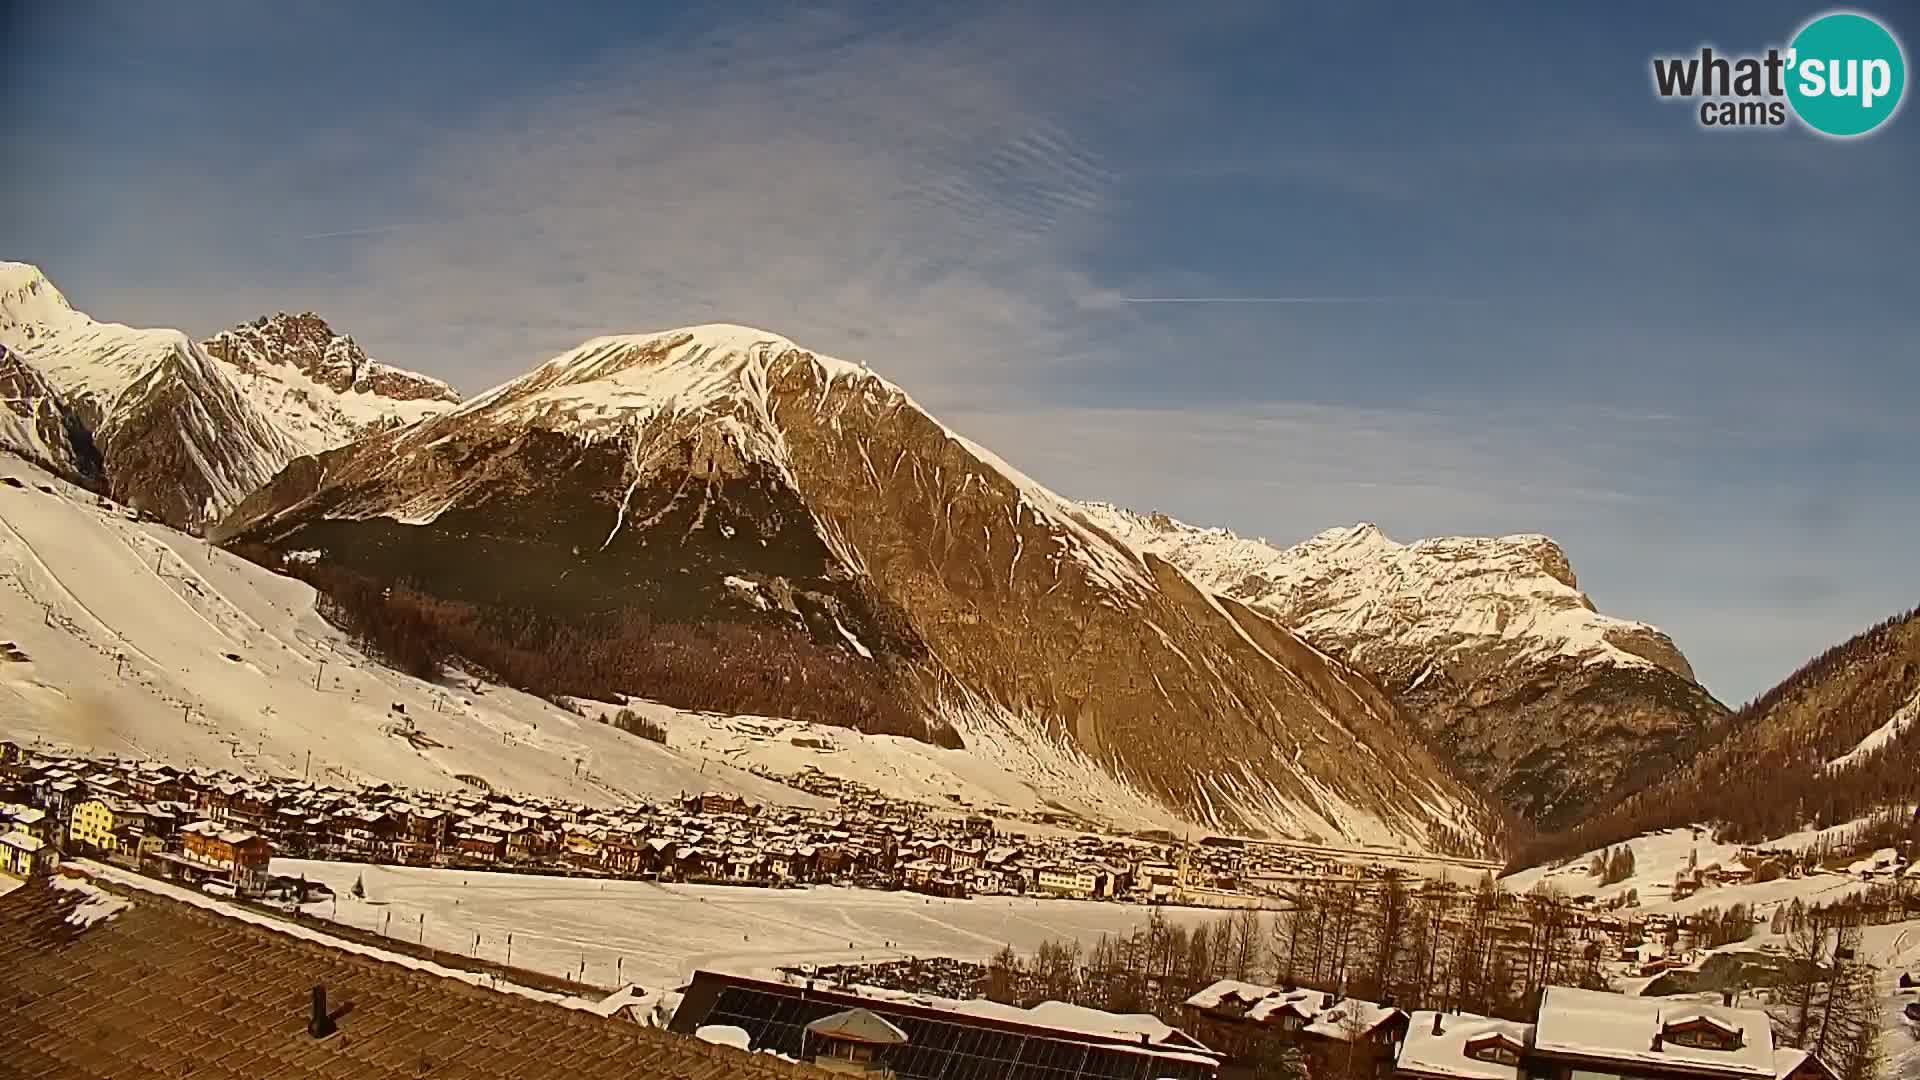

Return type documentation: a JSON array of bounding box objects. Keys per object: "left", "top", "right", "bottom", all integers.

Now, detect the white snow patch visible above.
[
  {"left": 695, "top": 1025, "right": 753, "bottom": 1050},
  {"left": 50, "top": 874, "right": 132, "bottom": 929},
  {"left": 1827, "top": 685, "right": 1920, "bottom": 771},
  {"left": 832, "top": 617, "right": 873, "bottom": 659}
]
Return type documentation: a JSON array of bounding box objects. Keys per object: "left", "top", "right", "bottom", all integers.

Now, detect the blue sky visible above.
[{"left": 3, "top": 2, "right": 1916, "bottom": 704}]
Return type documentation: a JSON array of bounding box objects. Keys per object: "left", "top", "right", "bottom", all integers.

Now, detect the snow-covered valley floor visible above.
[{"left": 277, "top": 858, "right": 1213, "bottom": 992}]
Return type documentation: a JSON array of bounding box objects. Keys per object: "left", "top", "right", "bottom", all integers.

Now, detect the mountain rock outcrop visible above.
[
  {"left": 203, "top": 312, "right": 461, "bottom": 452},
  {"left": 1076, "top": 504, "right": 1728, "bottom": 831},
  {"left": 0, "top": 343, "right": 103, "bottom": 488},
  {"left": 218, "top": 325, "right": 1497, "bottom": 849}
]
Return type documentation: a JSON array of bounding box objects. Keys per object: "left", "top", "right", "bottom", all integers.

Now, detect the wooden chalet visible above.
[{"left": 1182, "top": 980, "right": 1407, "bottom": 1080}]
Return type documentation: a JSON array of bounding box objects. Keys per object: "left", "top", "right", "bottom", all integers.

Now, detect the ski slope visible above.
[
  {"left": 0, "top": 454, "right": 1141, "bottom": 820},
  {"left": 0, "top": 455, "right": 809, "bottom": 804}
]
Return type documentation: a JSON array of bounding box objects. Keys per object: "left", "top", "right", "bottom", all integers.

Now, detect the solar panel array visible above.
[{"left": 701, "top": 985, "right": 1217, "bottom": 1080}]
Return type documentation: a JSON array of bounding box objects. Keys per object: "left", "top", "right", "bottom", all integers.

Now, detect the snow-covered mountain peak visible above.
[
  {"left": 1079, "top": 502, "right": 1671, "bottom": 676},
  {"left": 0, "top": 262, "right": 310, "bottom": 530},
  {"left": 0, "top": 262, "right": 204, "bottom": 414},
  {"left": 402, "top": 325, "right": 1156, "bottom": 600},
  {"left": 1296, "top": 521, "right": 1394, "bottom": 557},
  {"left": 1074, "top": 499, "right": 1722, "bottom": 827},
  {"left": 1408, "top": 532, "right": 1580, "bottom": 591},
  {"left": 206, "top": 311, "right": 459, "bottom": 401},
  {"left": 470, "top": 324, "right": 880, "bottom": 424},
  {"left": 0, "top": 261, "right": 77, "bottom": 323},
  {"left": 201, "top": 312, "right": 461, "bottom": 455},
  {"left": 0, "top": 264, "right": 211, "bottom": 410}
]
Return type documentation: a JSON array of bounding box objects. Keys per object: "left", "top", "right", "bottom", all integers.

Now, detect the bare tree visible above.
[
  {"left": 1336, "top": 1001, "right": 1376, "bottom": 1080},
  {"left": 1366, "top": 871, "right": 1410, "bottom": 1001},
  {"left": 1226, "top": 906, "right": 1265, "bottom": 982},
  {"left": 1272, "top": 895, "right": 1309, "bottom": 985},
  {"left": 1829, "top": 958, "right": 1883, "bottom": 1080},
  {"left": 984, "top": 944, "right": 1021, "bottom": 1003}
]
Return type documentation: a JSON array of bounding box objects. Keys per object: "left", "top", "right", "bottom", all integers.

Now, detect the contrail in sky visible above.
[
  {"left": 1117, "top": 295, "right": 1456, "bottom": 304},
  {"left": 294, "top": 223, "right": 415, "bottom": 241}
]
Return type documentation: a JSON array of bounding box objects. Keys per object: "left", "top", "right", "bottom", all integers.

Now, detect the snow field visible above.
[{"left": 277, "top": 858, "right": 1218, "bottom": 992}]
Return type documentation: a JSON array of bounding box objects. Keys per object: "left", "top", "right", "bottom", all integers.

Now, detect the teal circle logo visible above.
[{"left": 1786, "top": 11, "right": 1906, "bottom": 137}]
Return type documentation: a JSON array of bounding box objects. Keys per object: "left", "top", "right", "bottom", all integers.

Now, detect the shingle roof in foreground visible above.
[{"left": 0, "top": 868, "right": 829, "bottom": 1080}]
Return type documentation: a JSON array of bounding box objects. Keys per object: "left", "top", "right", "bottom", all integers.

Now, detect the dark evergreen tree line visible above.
[{"left": 235, "top": 544, "right": 962, "bottom": 747}]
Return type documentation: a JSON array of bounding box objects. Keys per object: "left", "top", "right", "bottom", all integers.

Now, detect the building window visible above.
[{"left": 1667, "top": 1029, "right": 1736, "bottom": 1051}]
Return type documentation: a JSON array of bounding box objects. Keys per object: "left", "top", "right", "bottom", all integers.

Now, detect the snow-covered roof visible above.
[
  {"left": 694, "top": 1024, "right": 753, "bottom": 1050},
  {"left": 1, "top": 829, "right": 46, "bottom": 852},
  {"left": 1306, "top": 998, "right": 1402, "bottom": 1041},
  {"left": 805, "top": 1007, "right": 910, "bottom": 1045},
  {"left": 1532, "top": 987, "right": 1774, "bottom": 1078},
  {"left": 1184, "top": 978, "right": 1396, "bottom": 1038},
  {"left": 50, "top": 874, "right": 131, "bottom": 929},
  {"left": 839, "top": 981, "right": 1206, "bottom": 1052},
  {"left": 1398, "top": 1012, "right": 1534, "bottom": 1080},
  {"left": 1773, "top": 1048, "right": 1810, "bottom": 1080},
  {"left": 585, "top": 982, "right": 663, "bottom": 1019}
]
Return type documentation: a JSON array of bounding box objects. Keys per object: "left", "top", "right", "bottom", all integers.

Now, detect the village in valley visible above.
[
  {"left": 4, "top": 730, "right": 1917, "bottom": 1080},
  {"left": 0, "top": 732, "right": 1530, "bottom": 932},
  {"left": 0, "top": 735, "right": 1359, "bottom": 905}
]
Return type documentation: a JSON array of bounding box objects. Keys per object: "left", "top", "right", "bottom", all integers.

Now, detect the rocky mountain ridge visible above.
[
  {"left": 202, "top": 312, "right": 461, "bottom": 452},
  {"left": 1075, "top": 502, "right": 1728, "bottom": 830},
  {"left": 1511, "top": 604, "right": 1920, "bottom": 867},
  {"left": 0, "top": 263, "right": 459, "bottom": 531},
  {"left": 0, "top": 262, "right": 306, "bottom": 530}
]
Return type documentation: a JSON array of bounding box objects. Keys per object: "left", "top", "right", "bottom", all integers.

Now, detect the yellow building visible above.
[
  {"left": 1033, "top": 864, "right": 1097, "bottom": 899},
  {"left": 1, "top": 830, "right": 47, "bottom": 878},
  {"left": 68, "top": 798, "right": 118, "bottom": 854}
]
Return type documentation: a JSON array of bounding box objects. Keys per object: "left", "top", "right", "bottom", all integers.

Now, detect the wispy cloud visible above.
[{"left": 305, "top": 6, "right": 1183, "bottom": 403}]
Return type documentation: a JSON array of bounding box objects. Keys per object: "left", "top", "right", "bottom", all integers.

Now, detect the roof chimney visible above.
[
  {"left": 309, "top": 985, "right": 337, "bottom": 1039},
  {"left": 1432, "top": 1013, "right": 1445, "bottom": 1037}
]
